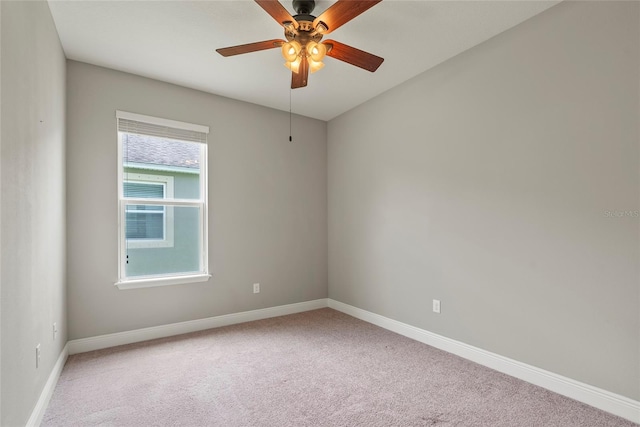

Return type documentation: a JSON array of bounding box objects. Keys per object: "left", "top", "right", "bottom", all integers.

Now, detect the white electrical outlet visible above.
[
  {"left": 53, "top": 322, "right": 58, "bottom": 340},
  {"left": 36, "top": 344, "right": 41, "bottom": 368},
  {"left": 253, "top": 283, "right": 260, "bottom": 293},
  {"left": 433, "top": 299, "right": 441, "bottom": 314}
]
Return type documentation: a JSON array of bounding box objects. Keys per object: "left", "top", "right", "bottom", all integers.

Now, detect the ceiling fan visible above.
[{"left": 216, "top": 0, "right": 384, "bottom": 89}]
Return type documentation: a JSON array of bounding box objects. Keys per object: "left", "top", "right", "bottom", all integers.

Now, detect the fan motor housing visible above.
[
  {"left": 284, "top": 0, "right": 327, "bottom": 44},
  {"left": 285, "top": 26, "right": 322, "bottom": 44},
  {"left": 285, "top": 11, "right": 323, "bottom": 44},
  {"left": 294, "top": 15, "right": 316, "bottom": 30},
  {"left": 292, "top": 0, "right": 315, "bottom": 14}
]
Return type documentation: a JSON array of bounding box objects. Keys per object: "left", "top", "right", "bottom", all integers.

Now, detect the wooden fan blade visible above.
[
  {"left": 313, "top": 0, "right": 381, "bottom": 34},
  {"left": 291, "top": 56, "right": 309, "bottom": 89},
  {"left": 216, "top": 39, "right": 285, "bottom": 57},
  {"left": 324, "top": 40, "right": 384, "bottom": 72},
  {"left": 255, "top": 0, "right": 298, "bottom": 28}
]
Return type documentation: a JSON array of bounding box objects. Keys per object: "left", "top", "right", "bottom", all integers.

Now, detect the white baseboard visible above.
[
  {"left": 26, "top": 343, "right": 69, "bottom": 427},
  {"left": 68, "top": 298, "right": 329, "bottom": 355},
  {"left": 328, "top": 299, "right": 640, "bottom": 424}
]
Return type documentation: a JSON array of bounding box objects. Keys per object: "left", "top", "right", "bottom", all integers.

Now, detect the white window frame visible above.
[
  {"left": 123, "top": 173, "right": 175, "bottom": 249},
  {"left": 116, "top": 111, "right": 210, "bottom": 290}
]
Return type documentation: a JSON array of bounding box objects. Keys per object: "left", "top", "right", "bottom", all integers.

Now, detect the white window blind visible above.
[{"left": 116, "top": 110, "right": 209, "bottom": 143}]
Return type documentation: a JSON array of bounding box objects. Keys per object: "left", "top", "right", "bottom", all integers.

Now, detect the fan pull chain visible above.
[{"left": 289, "top": 87, "right": 293, "bottom": 142}]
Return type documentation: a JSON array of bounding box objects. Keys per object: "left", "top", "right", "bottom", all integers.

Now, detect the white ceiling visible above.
[{"left": 48, "top": 0, "right": 560, "bottom": 121}]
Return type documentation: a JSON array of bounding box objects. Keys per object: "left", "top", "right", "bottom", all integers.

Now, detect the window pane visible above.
[
  {"left": 122, "top": 133, "right": 201, "bottom": 200},
  {"left": 125, "top": 206, "right": 201, "bottom": 278}
]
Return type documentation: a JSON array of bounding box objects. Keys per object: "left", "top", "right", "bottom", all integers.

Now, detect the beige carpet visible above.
[{"left": 43, "top": 308, "right": 636, "bottom": 426}]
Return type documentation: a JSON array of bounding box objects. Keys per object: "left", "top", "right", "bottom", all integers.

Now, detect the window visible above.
[
  {"left": 124, "top": 174, "right": 174, "bottom": 248},
  {"left": 116, "top": 111, "right": 210, "bottom": 289}
]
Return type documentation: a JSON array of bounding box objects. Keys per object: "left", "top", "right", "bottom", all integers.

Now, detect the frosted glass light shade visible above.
[
  {"left": 281, "top": 41, "right": 302, "bottom": 62},
  {"left": 284, "top": 56, "right": 302, "bottom": 73},
  {"left": 309, "top": 59, "right": 325, "bottom": 74},
  {"left": 306, "top": 42, "right": 327, "bottom": 63}
]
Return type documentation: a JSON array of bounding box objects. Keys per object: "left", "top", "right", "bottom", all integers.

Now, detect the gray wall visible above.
[
  {"left": 66, "top": 61, "right": 327, "bottom": 339},
  {"left": 1, "top": 1, "right": 67, "bottom": 425},
  {"left": 328, "top": 1, "right": 639, "bottom": 401}
]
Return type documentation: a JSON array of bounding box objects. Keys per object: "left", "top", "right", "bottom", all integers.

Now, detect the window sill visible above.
[{"left": 115, "top": 273, "right": 211, "bottom": 290}]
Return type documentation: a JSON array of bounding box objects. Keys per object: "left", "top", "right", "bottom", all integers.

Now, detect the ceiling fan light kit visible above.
[{"left": 216, "top": 0, "right": 384, "bottom": 89}]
